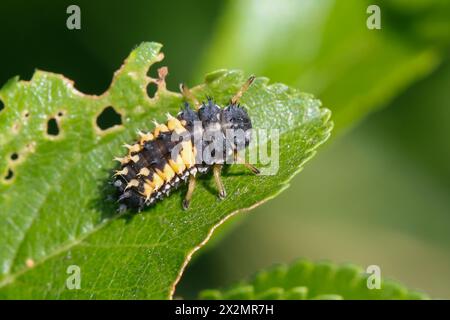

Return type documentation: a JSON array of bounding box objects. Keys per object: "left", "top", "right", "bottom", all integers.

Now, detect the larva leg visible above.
[
  {"left": 183, "top": 175, "right": 197, "bottom": 210},
  {"left": 213, "top": 164, "right": 227, "bottom": 199},
  {"left": 230, "top": 75, "right": 256, "bottom": 105},
  {"left": 244, "top": 162, "right": 260, "bottom": 175},
  {"left": 234, "top": 152, "right": 260, "bottom": 175}
]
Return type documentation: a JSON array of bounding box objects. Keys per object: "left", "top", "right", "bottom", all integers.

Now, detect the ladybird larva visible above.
[{"left": 113, "top": 76, "right": 259, "bottom": 211}]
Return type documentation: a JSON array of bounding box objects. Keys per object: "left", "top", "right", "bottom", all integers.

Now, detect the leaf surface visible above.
[{"left": 0, "top": 42, "right": 331, "bottom": 299}]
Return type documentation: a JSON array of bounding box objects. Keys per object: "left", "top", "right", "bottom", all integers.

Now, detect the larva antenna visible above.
[
  {"left": 180, "top": 83, "right": 201, "bottom": 110},
  {"left": 231, "top": 75, "right": 255, "bottom": 105}
]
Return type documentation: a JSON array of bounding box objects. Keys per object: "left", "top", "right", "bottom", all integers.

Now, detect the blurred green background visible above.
[{"left": 1, "top": 0, "right": 449, "bottom": 298}]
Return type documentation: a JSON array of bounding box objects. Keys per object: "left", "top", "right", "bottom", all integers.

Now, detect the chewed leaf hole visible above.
[
  {"left": 46, "top": 118, "right": 60, "bottom": 136},
  {"left": 4, "top": 168, "right": 14, "bottom": 181},
  {"left": 146, "top": 82, "right": 158, "bottom": 98},
  {"left": 0, "top": 99, "right": 4, "bottom": 113},
  {"left": 10, "top": 153, "right": 19, "bottom": 161},
  {"left": 96, "top": 106, "right": 123, "bottom": 131}
]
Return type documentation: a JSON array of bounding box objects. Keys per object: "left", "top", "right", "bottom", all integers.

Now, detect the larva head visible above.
[{"left": 221, "top": 104, "right": 252, "bottom": 150}]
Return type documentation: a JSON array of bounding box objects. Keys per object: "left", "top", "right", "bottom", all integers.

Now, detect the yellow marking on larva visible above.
[
  {"left": 125, "top": 179, "right": 139, "bottom": 190},
  {"left": 173, "top": 126, "right": 188, "bottom": 137},
  {"left": 168, "top": 155, "right": 186, "bottom": 175},
  {"left": 114, "top": 167, "right": 129, "bottom": 177},
  {"left": 168, "top": 123, "right": 191, "bottom": 170},
  {"left": 155, "top": 163, "right": 176, "bottom": 182},
  {"left": 138, "top": 131, "right": 154, "bottom": 145},
  {"left": 180, "top": 120, "right": 187, "bottom": 127},
  {"left": 167, "top": 115, "right": 184, "bottom": 131},
  {"left": 124, "top": 143, "right": 141, "bottom": 153},
  {"left": 147, "top": 173, "right": 164, "bottom": 191},
  {"left": 163, "top": 163, "right": 176, "bottom": 181},
  {"left": 153, "top": 123, "right": 169, "bottom": 137},
  {"left": 180, "top": 141, "right": 195, "bottom": 168},
  {"left": 114, "top": 156, "right": 130, "bottom": 165},
  {"left": 130, "top": 154, "right": 140, "bottom": 163},
  {"left": 138, "top": 167, "right": 151, "bottom": 177},
  {"left": 140, "top": 181, "right": 154, "bottom": 198}
]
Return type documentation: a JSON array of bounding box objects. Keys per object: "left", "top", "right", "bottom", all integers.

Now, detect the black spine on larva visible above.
[
  {"left": 198, "top": 98, "right": 221, "bottom": 128},
  {"left": 114, "top": 179, "right": 144, "bottom": 209},
  {"left": 220, "top": 103, "right": 252, "bottom": 150},
  {"left": 115, "top": 99, "right": 253, "bottom": 212},
  {"left": 177, "top": 102, "right": 199, "bottom": 132}
]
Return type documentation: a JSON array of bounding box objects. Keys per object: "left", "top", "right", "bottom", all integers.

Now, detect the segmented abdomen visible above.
[{"left": 113, "top": 115, "right": 197, "bottom": 210}]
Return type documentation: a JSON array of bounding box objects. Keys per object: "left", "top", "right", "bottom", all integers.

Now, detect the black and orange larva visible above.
[{"left": 113, "top": 76, "right": 259, "bottom": 211}]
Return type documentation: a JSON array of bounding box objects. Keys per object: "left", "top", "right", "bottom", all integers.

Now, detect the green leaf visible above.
[
  {"left": 0, "top": 42, "right": 332, "bottom": 299},
  {"left": 198, "top": 260, "right": 429, "bottom": 300},
  {"left": 198, "top": 0, "right": 447, "bottom": 132}
]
